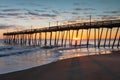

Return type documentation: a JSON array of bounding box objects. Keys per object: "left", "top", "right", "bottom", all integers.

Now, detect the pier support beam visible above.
[
  {"left": 44, "top": 32, "right": 47, "bottom": 46},
  {"left": 34, "top": 33, "right": 37, "bottom": 46},
  {"left": 39, "top": 32, "right": 42, "bottom": 46},
  {"left": 24, "top": 34, "right": 27, "bottom": 46},
  {"left": 31, "top": 34, "right": 34, "bottom": 45},
  {"left": 98, "top": 28, "right": 103, "bottom": 48},
  {"left": 97, "top": 28, "right": 100, "bottom": 48},
  {"left": 61, "top": 31, "right": 65, "bottom": 46},
  {"left": 28, "top": 34, "right": 31, "bottom": 46},
  {"left": 104, "top": 28, "right": 109, "bottom": 47},
  {"left": 109, "top": 28, "right": 112, "bottom": 48},
  {"left": 79, "top": 29, "right": 83, "bottom": 47},
  {"left": 56, "top": 31, "right": 60, "bottom": 47},
  {"left": 87, "top": 28, "right": 91, "bottom": 48},
  {"left": 117, "top": 35, "right": 120, "bottom": 48},
  {"left": 68, "top": 30, "right": 71, "bottom": 46},
  {"left": 50, "top": 31, "right": 52, "bottom": 46},
  {"left": 71, "top": 30, "right": 74, "bottom": 46},
  {"left": 75, "top": 29, "right": 79, "bottom": 47},
  {"left": 54, "top": 31, "right": 57, "bottom": 46},
  {"left": 94, "top": 28, "right": 96, "bottom": 47},
  {"left": 64, "top": 30, "right": 68, "bottom": 47},
  {"left": 112, "top": 27, "right": 119, "bottom": 49}
]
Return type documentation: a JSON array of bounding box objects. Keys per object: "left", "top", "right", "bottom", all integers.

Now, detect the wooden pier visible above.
[{"left": 3, "top": 19, "right": 120, "bottom": 48}]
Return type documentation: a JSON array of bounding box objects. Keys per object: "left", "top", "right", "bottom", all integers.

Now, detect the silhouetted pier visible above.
[{"left": 3, "top": 19, "right": 120, "bottom": 48}]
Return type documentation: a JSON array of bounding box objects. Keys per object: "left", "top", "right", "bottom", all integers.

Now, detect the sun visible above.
[{"left": 73, "top": 37, "right": 80, "bottom": 40}]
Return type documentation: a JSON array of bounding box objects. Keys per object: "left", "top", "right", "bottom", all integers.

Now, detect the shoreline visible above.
[{"left": 0, "top": 50, "right": 120, "bottom": 80}]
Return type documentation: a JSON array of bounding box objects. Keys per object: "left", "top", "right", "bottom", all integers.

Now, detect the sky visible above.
[{"left": 0, "top": 0, "right": 120, "bottom": 39}]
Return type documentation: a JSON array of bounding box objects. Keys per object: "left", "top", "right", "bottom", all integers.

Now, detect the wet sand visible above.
[{"left": 0, "top": 50, "right": 120, "bottom": 80}]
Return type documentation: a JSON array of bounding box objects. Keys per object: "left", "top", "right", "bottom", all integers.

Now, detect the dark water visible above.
[{"left": 0, "top": 39, "right": 119, "bottom": 74}]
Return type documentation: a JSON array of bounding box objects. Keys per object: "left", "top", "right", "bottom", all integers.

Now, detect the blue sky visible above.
[{"left": 0, "top": 0, "right": 120, "bottom": 37}]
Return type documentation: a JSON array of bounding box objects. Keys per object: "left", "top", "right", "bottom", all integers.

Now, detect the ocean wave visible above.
[
  {"left": 0, "top": 47, "right": 13, "bottom": 51},
  {"left": 0, "top": 46, "right": 42, "bottom": 57},
  {"left": 0, "top": 49, "right": 32, "bottom": 57}
]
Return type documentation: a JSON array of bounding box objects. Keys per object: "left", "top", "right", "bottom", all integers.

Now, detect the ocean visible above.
[{"left": 0, "top": 39, "right": 119, "bottom": 74}]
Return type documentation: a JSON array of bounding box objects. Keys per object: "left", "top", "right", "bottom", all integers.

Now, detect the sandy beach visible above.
[{"left": 0, "top": 50, "right": 120, "bottom": 80}]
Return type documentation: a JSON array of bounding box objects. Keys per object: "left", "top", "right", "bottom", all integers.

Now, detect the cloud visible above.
[
  {"left": 0, "top": 15, "right": 7, "bottom": 18},
  {"left": 67, "top": 20, "right": 77, "bottom": 23},
  {"left": 34, "top": 10, "right": 47, "bottom": 12},
  {"left": 16, "top": 16, "right": 26, "bottom": 18},
  {"left": 6, "top": 13, "right": 22, "bottom": 16},
  {"left": 0, "top": 9, "right": 27, "bottom": 18},
  {"left": 0, "top": 12, "right": 22, "bottom": 16},
  {"left": 27, "top": 11, "right": 40, "bottom": 16},
  {"left": 102, "top": 16, "right": 120, "bottom": 20},
  {"left": 40, "top": 14, "right": 57, "bottom": 18},
  {"left": 74, "top": 8, "right": 96, "bottom": 11},
  {"left": 104, "top": 11, "right": 120, "bottom": 14},
  {"left": 52, "top": 10, "right": 60, "bottom": 14},
  {"left": 0, "top": 24, "right": 15, "bottom": 29},
  {"left": 63, "top": 11, "right": 79, "bottom": 15},
  {"left": 2, "top": 9, "right": 22, "bottom": 12},
  {"left": 62, "top": 11, "right": 95, "bottom": 15},
  {"left": 0, "top": 8, "right": 58, "bottom": 20},
  {"left": 31, "top": 17, "right": 48, "bottom": 20},
  {"left": 82, "top": 12, "right": 95, "bottom": 14},
  {"left": 97, "top": 15, "right": 109, "bottom": 17},
  {"left": 0, "top": 24, "right": 25, "bottom": 30},
  {"left": 26, "top": 10, "right": 57, "bottom": 18},
  {"left": 97, "top": 15, "right": 120, "bottom": 20}
]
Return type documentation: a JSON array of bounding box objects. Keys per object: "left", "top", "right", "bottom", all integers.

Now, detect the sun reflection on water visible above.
[{"left": 58, "top": 48, "right": 112, "bottom": 60}]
